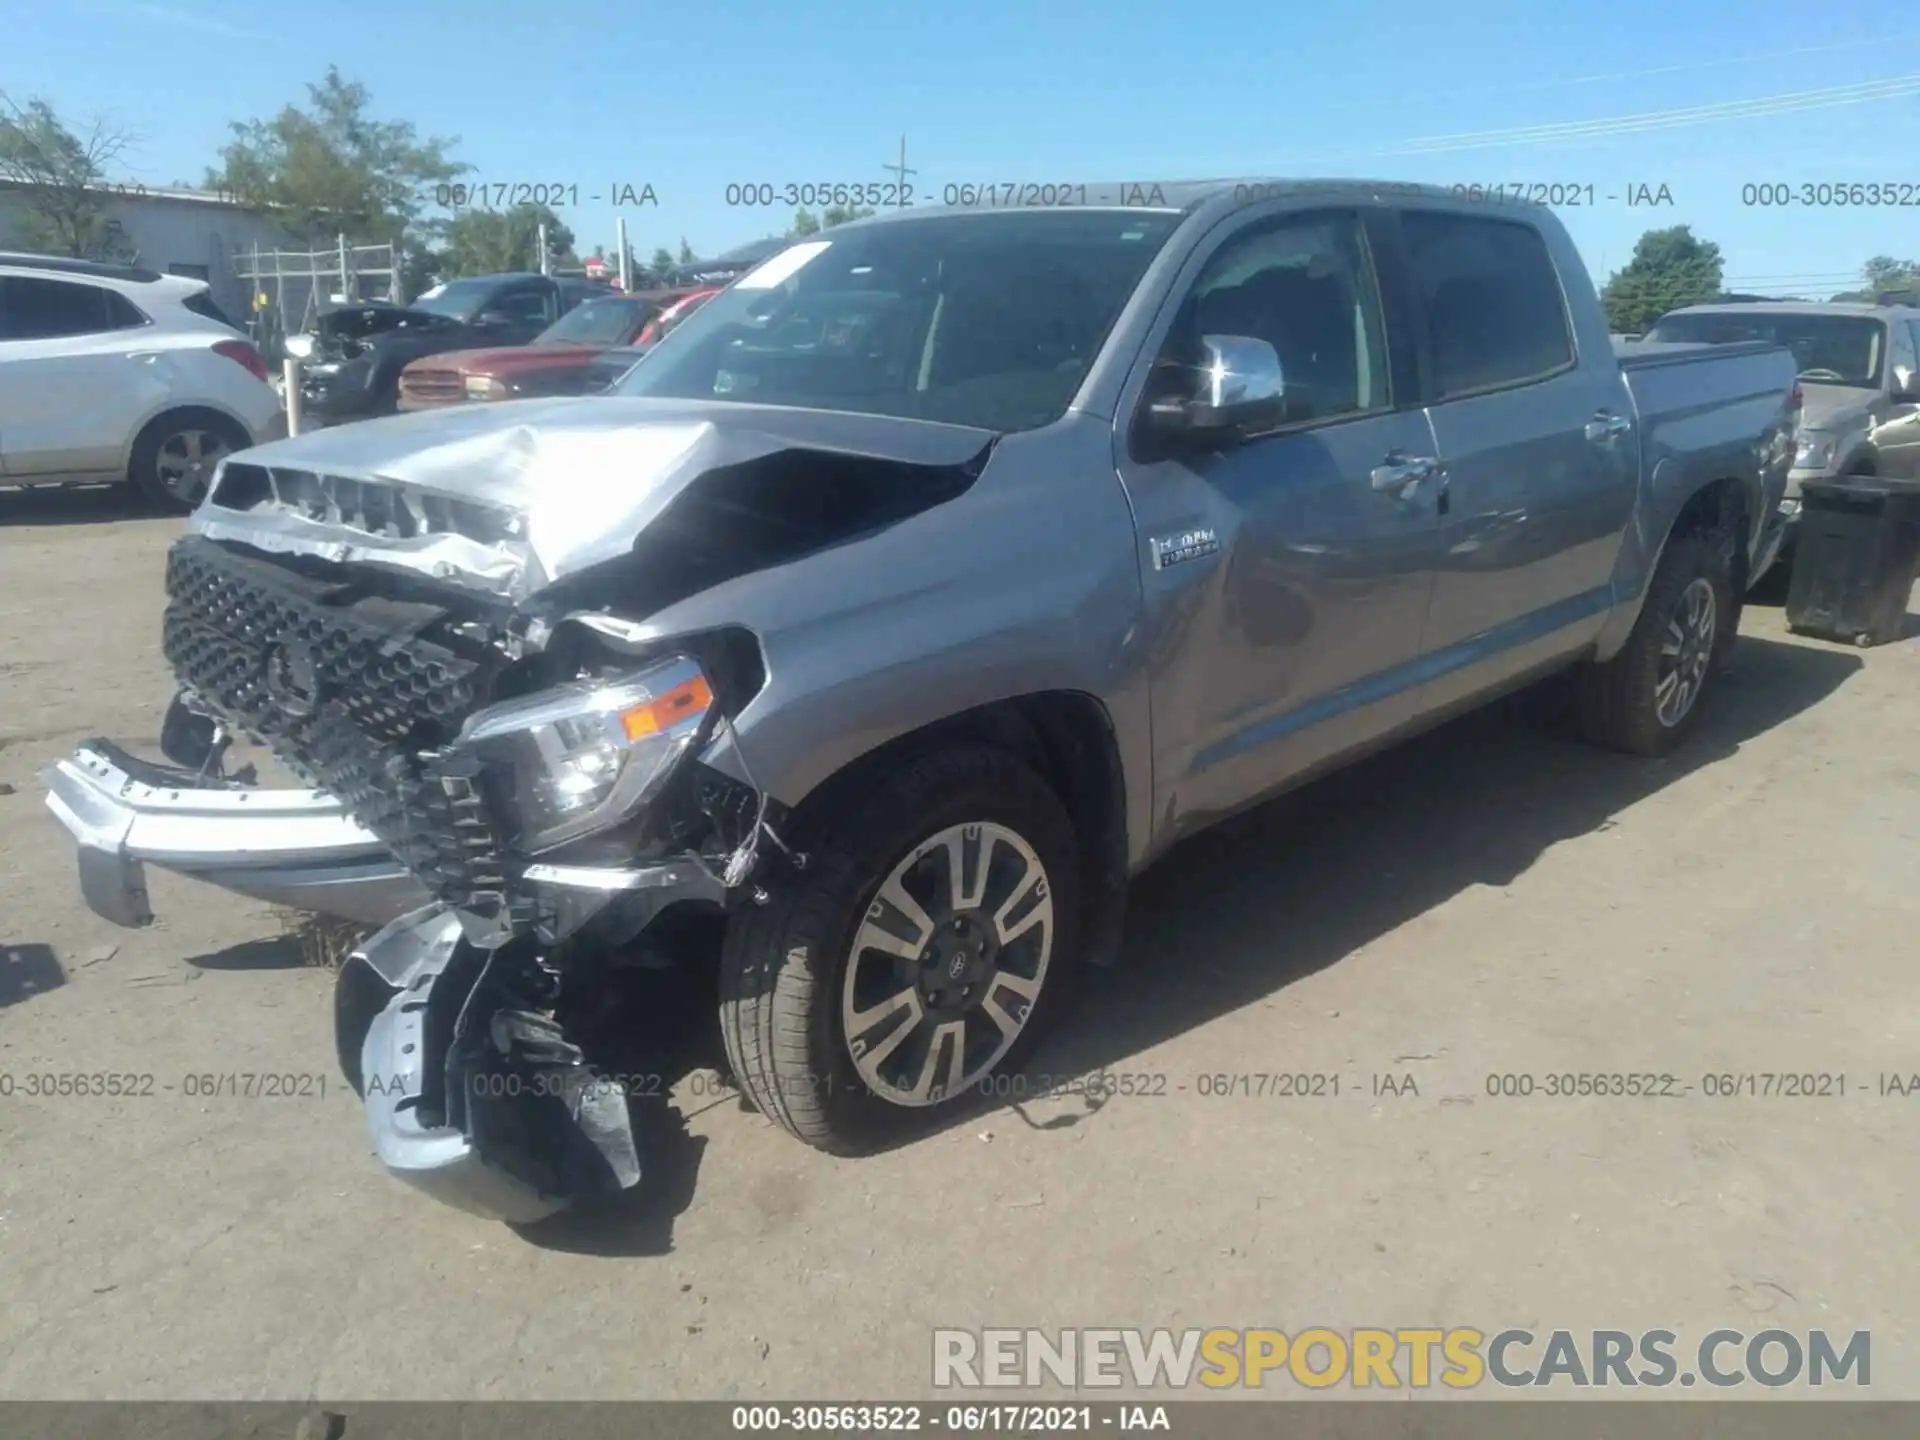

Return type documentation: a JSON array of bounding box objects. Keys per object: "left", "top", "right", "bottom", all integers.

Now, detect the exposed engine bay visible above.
[{"left": 143, "top": 407, "right": 992, "bottom": 1221}]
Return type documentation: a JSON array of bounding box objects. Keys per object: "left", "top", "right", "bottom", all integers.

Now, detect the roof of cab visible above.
[
  {"left": 1661, "top": 300, "right": 1920, "bottom": 321},
  {"left": 829, "top": 177, "right": 1491, "bottom": 231}
]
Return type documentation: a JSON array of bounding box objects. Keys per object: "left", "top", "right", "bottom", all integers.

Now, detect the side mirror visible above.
[
  {"left": 1144, "top": 335, "right": 1287, "bottom": 443},
  {"left": 474, "top": 309, "right": 514, "bottom": 327}
]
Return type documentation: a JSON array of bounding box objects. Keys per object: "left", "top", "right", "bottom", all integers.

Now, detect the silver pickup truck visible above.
[
  {"left": 43, "top": 181, "right": 1798, "bottom": 1223},
  {"left": 1647, "top": 299, "right": 1920, "bottom": 562}
]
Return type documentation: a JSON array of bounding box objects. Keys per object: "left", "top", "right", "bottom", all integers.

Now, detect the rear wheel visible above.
[
  {"left": 129, "top": 409, "right": 247, "bottom": 512},
  {"left": 718, "top": 745, "right": 1082, "bottom": 1154},
  {"left": 1575, "top": 530, "right": 1732, "bottom": 757}
]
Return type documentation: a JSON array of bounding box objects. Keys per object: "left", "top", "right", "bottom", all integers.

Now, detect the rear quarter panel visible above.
[
  {"left": 126, "top": 333, "right": 284, "bottom": 463},
  {"left": 1593, "top": 343, "right": 1797, "bottom": 656}
]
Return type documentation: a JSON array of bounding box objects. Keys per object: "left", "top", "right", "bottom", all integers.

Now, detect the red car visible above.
[{"left": 396, "top": 287, "right": 717, "bottom": 409}]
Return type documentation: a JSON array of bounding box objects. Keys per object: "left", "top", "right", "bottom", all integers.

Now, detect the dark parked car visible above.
[
  {"left": 394, "top": 287, "right": 715, "bottom": 409},
  {"left": 298, "top": 274, "right": 608, "bottom": 422}
]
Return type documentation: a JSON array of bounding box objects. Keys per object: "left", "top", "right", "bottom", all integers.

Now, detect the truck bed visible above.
[{"left": 1612, "top": 337, "right": 1785, "bottom": 370}]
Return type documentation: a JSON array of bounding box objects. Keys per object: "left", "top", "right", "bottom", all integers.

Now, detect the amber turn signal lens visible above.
[{"left": 618, "top": 674, "right": 714, "bottom": 741}]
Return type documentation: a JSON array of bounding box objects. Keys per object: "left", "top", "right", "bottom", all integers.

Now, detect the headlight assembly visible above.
[
  {"left": 457, "top": 655, "right": 714, "bottom": 853},
  {"left": 1794, "top": 431, "right": 1836, "bottom": 471}
]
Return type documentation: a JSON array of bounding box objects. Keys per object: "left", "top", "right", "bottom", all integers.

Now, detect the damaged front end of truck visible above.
[{"left": 44, "top": 398, "right": 992, "bottom": 1223}]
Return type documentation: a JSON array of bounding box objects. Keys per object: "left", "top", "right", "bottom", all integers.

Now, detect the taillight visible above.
[
  {"left": 212, "top": 338, "right": 270, "bottom": 383},
  {"left": 1788, "top": 381, "right": 1804, "bottom": 414}
]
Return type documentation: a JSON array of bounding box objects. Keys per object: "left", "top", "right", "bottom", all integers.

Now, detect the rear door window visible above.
[
  {"left": 0, "top": 275, "right": 148, "bottom": 340},
  {"left": 1399, "top": 211, "right": 1574, "bottom": 397}
]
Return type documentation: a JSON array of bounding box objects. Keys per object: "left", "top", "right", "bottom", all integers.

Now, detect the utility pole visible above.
[{"left": 881, "top": 134, "right": 917, "bottom": 207}]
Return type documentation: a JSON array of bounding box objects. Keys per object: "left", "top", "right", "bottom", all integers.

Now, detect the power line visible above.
[{"left": 1369, "top": 74, "right": 1920, "bottom": 155}]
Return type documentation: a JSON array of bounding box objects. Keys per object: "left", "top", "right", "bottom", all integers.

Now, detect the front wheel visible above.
[
  {"left": 1575, "top": 530, "right": 1733, "bottom": 757},
  {"left": 719, "top": 745, "right": 1082, "bottom": 1153}
]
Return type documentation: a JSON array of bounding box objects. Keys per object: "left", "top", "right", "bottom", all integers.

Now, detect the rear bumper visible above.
[
  {"left": 253, "top": 407, "right": 290, "bottom": 446},
  {"left": 42, "top": 740, "right": 427, "bottom": 929}
]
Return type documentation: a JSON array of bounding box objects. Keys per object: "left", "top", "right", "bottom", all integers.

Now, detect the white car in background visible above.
[{"left": 0, "top": 253, "right": 286, "bottom": 511}]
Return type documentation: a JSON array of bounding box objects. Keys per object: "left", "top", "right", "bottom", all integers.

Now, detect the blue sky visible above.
[{"left": 5, "top": 0, "right": 1917, "bottom": 293}]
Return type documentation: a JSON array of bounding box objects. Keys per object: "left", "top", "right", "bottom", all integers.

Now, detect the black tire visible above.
[
  {"left": 129, "top": 408, "right": 249, "bottom": 513},
  {"left": 719, "top": 745, "right": 1082, "bottom": 1154},
  {"left": 1575, "top": 530, "right": 1733, "bottom": 757}
]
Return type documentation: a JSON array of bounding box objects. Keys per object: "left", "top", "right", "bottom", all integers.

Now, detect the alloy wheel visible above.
[
  {"left": 840, "top": 821, "right": 1054, "bottom": 1107},
  {"left": 1655, "top": 576, "right": 1717, "bottom": 728},
  {"left": 155, "top": 427, "right": 234, "bottom": 507}
]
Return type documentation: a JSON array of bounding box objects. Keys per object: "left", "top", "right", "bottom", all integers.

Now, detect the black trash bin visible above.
[{"left": 1784, "top": 477, "right": 1920, "bottom": 647}]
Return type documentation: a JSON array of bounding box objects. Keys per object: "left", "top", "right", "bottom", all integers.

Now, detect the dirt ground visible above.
[{"left": 2, "top": 485, "right": 1917, "bottom": 1402}]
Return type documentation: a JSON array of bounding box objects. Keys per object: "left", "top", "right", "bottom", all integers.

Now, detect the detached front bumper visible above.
[
  {"left": 42, "top": 740, "right": 428, "bottom": 928},
  {"left": 341, "top": 906, "right": 647, "bottom": 1225}
]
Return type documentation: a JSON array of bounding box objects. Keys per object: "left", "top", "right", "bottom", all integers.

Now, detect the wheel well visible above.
[
  {"left": 793, "top": 692, "right": 1131, "bottom": 965},
  {"left": 1670, "top": 476, "right": 1749, "bottom": 595}
]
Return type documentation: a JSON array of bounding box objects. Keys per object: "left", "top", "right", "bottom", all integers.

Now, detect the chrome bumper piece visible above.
[{"left": 42, "top": 740, "right": 427, "bottom": 928}]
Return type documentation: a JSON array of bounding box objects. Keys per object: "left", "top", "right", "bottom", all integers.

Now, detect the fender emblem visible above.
[{"left": 1151, "top": 528, "right": 1221, "bottom": 570}]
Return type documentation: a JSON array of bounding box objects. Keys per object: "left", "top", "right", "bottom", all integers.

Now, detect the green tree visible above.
[
  {"left": 678, "top": 237, "right": 695, "bottom": 263},
  {"left": 205, "top": 67, "right": 465, "bottom": 253},
  {"left": 650, "top": 246, "right": 675, "bottom": 274},
  {"left": 1599, "top": 226, "right": 1725, "bottom": 334},
  {"left": 821, "top": 204, "right": 876, "bottom": 228},
  {"left": 1831, "top": 255, "right": 1920, "bottom": 304},
  {"left": 0, "top": 92, "right": 135, "bottom": 258},
  {"left": 438, "top": 202, "right": 575, "bottom": 277},
  {"left": 790, "top": 204, "right": 874, "bottom": 238}
]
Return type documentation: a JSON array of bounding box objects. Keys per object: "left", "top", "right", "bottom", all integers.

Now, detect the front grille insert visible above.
[
  {"left": 400, "top": 369, "right": 465, "bottom": 402},
  {"left": 162, "top": 534, "right": 513, "bottom": 912},
  {"left": 209, "top": 463, "right": 520, "bottom": 545}
]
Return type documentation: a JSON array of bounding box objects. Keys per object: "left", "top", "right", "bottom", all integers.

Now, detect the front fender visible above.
[{"left": 601, "top": 415, "right": 1161, "bottom": 868}]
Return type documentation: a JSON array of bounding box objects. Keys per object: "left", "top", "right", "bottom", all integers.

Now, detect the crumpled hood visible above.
[{"left": 193, "top": 397, "right": 995, "bottom": 603}]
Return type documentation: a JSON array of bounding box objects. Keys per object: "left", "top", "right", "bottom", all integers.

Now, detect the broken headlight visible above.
[{"left": 457, "top": 654, "right": 714, "bottom": 853}]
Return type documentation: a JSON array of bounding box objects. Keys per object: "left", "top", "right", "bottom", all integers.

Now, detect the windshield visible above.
[
  {"left": 1647, "top": 311, "right": 1886, "bottom": 387},
  {"left": 407, "top": 278, "right": 501, "bottom": 321},
  {"left": 613, "top": 209, "right": 1183, "bottom": 432},
  {"left": 537, "top": 295, "right": 651, "bottom": 345}
]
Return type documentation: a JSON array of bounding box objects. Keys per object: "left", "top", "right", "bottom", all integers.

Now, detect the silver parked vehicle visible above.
[
  {"left": 44, "top": 181, "right": 1798, "bottom": 1223},
  {"left": 1646, "top": 300, "right": 1920, "bottom": 558}
]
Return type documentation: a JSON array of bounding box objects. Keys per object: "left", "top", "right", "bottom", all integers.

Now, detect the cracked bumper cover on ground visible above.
[
  {"left": 45, "top": 739, "right": 723, "bottom": 1223},
  {"left": 342, "top": 906, "right": 649, "bottom": 1225}
]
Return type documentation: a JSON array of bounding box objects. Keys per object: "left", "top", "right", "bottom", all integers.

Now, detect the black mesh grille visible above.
[{"left": 162, "top": 534, "right": 513, "bottom": 912}]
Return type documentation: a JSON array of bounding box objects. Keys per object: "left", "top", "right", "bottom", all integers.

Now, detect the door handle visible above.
[
  {"left": 1585, "top": 411, "right": 1632, "bottom": 443},
  {"left": 1371, "top": 453, "right": 1442, "bottom": 500}
]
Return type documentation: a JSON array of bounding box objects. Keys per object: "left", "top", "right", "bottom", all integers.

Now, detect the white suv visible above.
[{"left": 0, "top": 253, "right": 286, "bottom": 511}]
